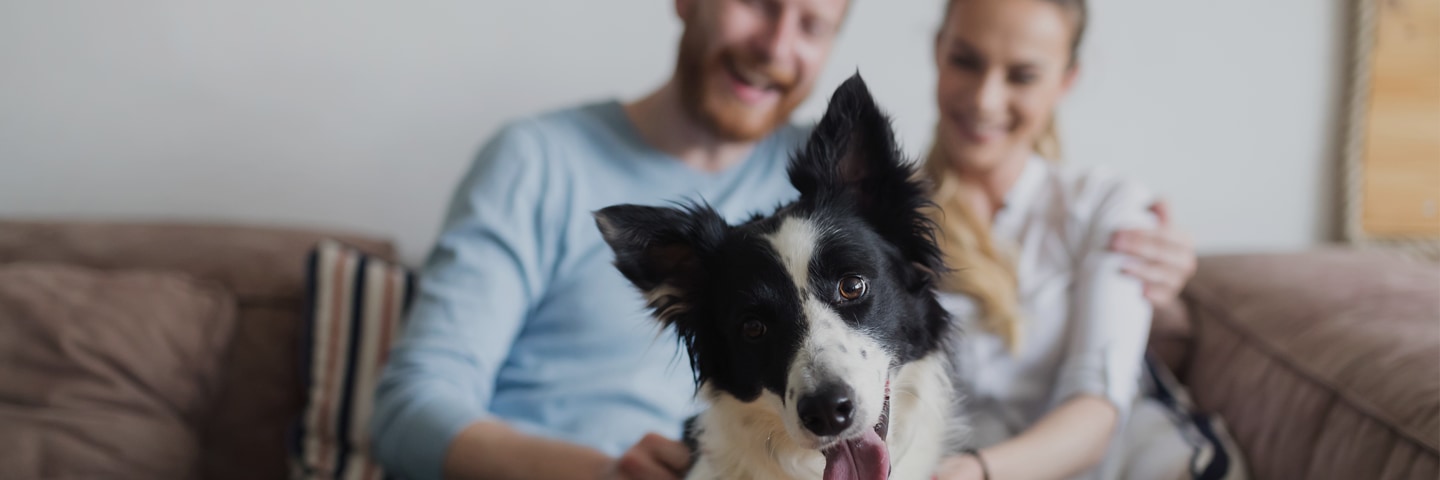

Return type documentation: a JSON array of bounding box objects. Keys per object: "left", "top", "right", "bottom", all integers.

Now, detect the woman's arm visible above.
[
  {"left": 936, "top": 395, "right": 1117, "bottom": 480},
  {"left": 1109, "top": 199, "right": 1197, "bottom": 307},
  {"left": 939, "top": 180, "right": 1158, "bottom": 480}
]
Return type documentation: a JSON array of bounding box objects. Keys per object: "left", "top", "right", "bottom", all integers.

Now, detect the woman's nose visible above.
[{"left": 971, "top": 72, "right": 1008, "bottom": 116}]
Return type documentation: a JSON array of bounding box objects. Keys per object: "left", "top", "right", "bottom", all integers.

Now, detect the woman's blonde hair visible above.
[
  {"left": 924, "top": 132, "right": 1025, "bottom": 350},
  {"left": 928, "top": 0, "right": 1087, "bottom": 350}
]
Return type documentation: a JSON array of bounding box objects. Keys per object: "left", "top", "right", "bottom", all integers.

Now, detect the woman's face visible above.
[{"left": 934, "top": 0, "right": 1078, "bottom": 174}]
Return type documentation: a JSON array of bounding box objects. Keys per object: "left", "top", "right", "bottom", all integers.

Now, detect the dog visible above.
[{"left": 595, "top": 74, "right": 961, "bottom": 480}]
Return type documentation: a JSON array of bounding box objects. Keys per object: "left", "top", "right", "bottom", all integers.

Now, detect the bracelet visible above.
[{"left": 961, "top": 448, "right": 991, "bottom": 480}]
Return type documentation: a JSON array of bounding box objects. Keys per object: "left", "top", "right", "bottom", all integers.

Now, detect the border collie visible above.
[{"left": 595, "top": 74, "right": 960, "bottom": 480}]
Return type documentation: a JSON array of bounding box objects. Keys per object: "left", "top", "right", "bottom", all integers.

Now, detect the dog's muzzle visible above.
[{"left": 812, "top": 379, "right": 892, "bottom": 480}]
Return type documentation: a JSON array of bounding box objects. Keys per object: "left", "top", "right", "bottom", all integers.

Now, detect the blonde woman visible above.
[{"left": 924, "top": 0, "right": 1241, "bottom": 479}]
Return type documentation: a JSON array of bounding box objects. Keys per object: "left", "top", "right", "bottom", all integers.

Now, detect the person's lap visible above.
[
  {"left": 1096, "top": 357, "right": 1248, "bottom": 480},
  {"left": 964, "top": 357, "right": 1247, "bottom": 480},
  {"left": 1097, "top": 397, "right": 1193, "bottom": 480}
]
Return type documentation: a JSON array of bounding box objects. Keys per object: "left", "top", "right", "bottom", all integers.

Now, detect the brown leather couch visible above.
[
  {"left": 1151, "top": 249, "right": 1439, "bottom": 479},
  {"left": 0, "top": 221, "right": 396, "bottom": 480},
  {"left": 0, "top": 221, "right": 1435, "bottom": 479}
]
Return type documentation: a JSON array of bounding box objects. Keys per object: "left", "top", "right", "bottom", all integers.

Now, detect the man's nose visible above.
[{"left": 753, "top": 6, "right": 801, "bottom": 65}]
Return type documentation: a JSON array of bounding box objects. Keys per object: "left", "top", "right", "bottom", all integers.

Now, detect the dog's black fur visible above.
[{"left": 596, "top": 74, "right": 957, "bottom": 479}]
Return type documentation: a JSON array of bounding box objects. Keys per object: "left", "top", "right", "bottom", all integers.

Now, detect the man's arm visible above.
[
  {"left": 371, "top": 121, "right": 576, "bottom": 480},
  {"left": 442, "top": 422, "right": 611, "bottom": 479},
  {"left": 443, "top": 424, "right": 690, "bottom": 480},
  {"left": 369, "top": 121, "right": 694, "bottom": 480}
]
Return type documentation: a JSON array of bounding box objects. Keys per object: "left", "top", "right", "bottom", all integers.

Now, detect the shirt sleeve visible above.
[
  {"left": 1048, "top": 178, "right": 1157, "bottom": 423},
  {"left": 370, "top": 120, "right": 561, "bottom": 480}
]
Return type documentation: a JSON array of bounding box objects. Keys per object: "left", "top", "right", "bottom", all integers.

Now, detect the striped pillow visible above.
[{"left": 290, "top": 240, "right": 415, "bottom": 480}]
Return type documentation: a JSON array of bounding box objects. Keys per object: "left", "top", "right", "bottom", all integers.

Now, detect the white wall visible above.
[{"left": 0, "top": 0, "right": 1343, "bottom": 264}]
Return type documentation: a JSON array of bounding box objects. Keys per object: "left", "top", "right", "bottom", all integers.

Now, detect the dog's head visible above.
[{"left": 596, "top": 74, "right": 949, "bottom": 478}]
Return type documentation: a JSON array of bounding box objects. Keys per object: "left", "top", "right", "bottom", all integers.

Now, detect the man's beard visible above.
[{"left": 674, "top": 26, "right": 811, "bottom": 142}]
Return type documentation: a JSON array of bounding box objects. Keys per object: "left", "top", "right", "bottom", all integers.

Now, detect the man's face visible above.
[{"left": 675, "top": 0, "right": 847, "bottom": 142}]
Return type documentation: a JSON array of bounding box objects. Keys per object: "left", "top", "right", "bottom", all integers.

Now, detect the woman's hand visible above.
[
  {"left": 933, "top": 453, "right": 988, "bottom": 480},
  {"left": 602, "top": 433, "right": 692, "bottom": 480},
  {"left": 1110, "top": 199, "right": 1197, "bottom": 307}
]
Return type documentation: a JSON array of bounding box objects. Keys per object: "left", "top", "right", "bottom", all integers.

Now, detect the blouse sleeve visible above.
[{"left": 1048, "top": 177, "right": 1158, "bottom": 423}]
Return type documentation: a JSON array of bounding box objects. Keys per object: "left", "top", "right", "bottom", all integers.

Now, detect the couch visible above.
[
  {"left": 1152, "top": 249, "right": 1439, "bottom": 478},
  {"left": 0, "top": 221, "right": 395, "bottom": 480},
  {"left": 0, "top": 220, "right": 1434, "bottom": 479}
]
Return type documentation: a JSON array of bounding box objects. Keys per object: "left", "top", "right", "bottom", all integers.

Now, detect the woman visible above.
[{"left": 924, "top": 0, "right": 1239, "bottom": 479}]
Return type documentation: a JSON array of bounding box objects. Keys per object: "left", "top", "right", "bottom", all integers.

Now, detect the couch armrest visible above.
[{"left": 1181, "top": 249, "right": 1439, "bottom": 479}]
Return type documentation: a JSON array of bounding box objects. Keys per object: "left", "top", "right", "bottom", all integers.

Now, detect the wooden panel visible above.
[{"left": 1360, "top": 0, "right": 1440, "bottom": 236}]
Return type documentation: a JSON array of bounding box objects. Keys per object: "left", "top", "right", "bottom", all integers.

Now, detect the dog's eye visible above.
[
  {"left": 741, "top": 319, "right": 767, "bottom": 340},
  {"left": 838, "top": 275, "right": 867, "bottom": 301}
]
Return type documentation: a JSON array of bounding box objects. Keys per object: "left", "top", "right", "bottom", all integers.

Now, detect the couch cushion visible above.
[
  {"left": 0, "top": 263, "right": 238, "bottom": 479},
  {"left": 0, "top": 220, "right": 398, "bottom": 480},
  {"left": 1184, "top": 249, "right": 1439, "bottom": 479}
]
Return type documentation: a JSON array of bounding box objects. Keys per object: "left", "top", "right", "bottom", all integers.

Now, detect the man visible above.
[{"left": 371, "top": 1, "right": 1197, "bottom": 479}]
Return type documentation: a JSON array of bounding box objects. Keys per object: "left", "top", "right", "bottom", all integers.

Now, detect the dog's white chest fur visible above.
[{"left": 686, "top": 353, "right": 958, "bottom": 480}]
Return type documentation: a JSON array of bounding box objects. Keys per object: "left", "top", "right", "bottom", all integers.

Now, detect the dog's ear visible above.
[
  {"left": 791, "top": 73, "right": 911, "bottom": 210},
  {"left": 593, "top": 203, "right": 726, "bottom": 323},
  {"left": 789, "top": 73, "right": 944, "bottom": 275}
]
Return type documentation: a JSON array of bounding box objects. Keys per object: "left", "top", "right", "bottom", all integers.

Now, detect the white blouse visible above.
[{"left": 941, "top": 156, "right": 1157, "bottom": 448}]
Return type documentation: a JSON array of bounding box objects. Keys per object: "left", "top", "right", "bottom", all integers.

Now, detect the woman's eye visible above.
[
  {"left": 742, "top": 319, "right": 767, "bottom": 340},
  {"left": 837, "top": 275, "right": 867, "bottom": 301}
]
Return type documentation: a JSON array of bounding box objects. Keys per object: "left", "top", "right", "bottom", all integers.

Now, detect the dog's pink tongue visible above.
[{"left": 821, "top": 429, "right": 889, "bottom": 480}]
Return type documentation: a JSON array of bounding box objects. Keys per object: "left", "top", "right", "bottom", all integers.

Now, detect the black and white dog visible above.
[{"left": 595, "top": 75, "right": 960, "bottom": 480}]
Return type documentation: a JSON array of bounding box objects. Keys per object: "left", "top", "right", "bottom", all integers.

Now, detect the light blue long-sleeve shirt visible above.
[{"left": 371, "top": 101, "right": 808, "bottom": 480}]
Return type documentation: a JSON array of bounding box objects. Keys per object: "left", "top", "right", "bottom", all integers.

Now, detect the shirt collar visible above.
[{"left": 992, "top": 155, "right": 1048, "bottom": 238}]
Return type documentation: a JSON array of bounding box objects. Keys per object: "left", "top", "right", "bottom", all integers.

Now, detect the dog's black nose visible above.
[{"left": 797, "top": 383, "right": 855, "bottom": 437}]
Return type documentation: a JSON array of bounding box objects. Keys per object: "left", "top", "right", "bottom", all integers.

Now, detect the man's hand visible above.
[
  {"left": 603, "top": 433, "right": 692, "bottom": 480},
  {"left": 1109, "top": 199, "right": 1198, "bottom": 307}
]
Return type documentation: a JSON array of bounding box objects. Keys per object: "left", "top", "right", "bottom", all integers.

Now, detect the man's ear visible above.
[{"left": 593, "top": 203, "right": 726, "bottom": 310}]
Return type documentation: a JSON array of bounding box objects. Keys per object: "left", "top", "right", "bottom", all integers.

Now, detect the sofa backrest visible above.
[{"left": 0, "top": 220, "right": 397, "bottom": 480}]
